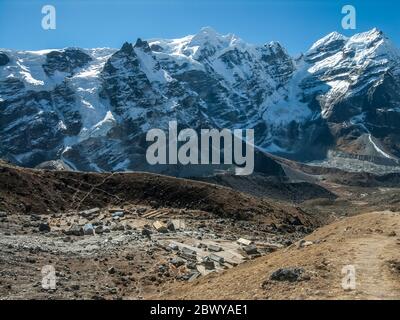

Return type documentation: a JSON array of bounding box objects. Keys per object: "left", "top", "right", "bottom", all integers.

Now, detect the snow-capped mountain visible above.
[
  {"left": 1, "top": 27, "right": 399, "bottom": 173},
  {"left": 300, "top": 28, "right": 400, "bottom": 161}
]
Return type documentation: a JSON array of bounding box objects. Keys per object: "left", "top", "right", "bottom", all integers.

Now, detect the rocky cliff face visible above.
[
  {"left": 0, "top": 27, "right": 399, "bottom": 173},
  {"left": 299, "top": 28, "right": 400, "bottom": 160}
]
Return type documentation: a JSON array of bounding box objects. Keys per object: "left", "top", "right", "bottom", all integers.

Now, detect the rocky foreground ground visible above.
[
  {"left": 0, "top": 160, "right": 400, "bottom": 300},
  {"left": 158, "top": 211, "right": 400, "bottom": 300},
  {"left": 0, "top": 204, "right": 310, "bottom": 300}
]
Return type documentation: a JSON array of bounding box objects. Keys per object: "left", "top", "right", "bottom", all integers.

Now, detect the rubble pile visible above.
[{"left": 0, "top": 204, "right": 310, "bottom": 299}]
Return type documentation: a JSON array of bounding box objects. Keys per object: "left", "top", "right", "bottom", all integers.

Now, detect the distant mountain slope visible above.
[{"left": 1, "top": 27, "right": 399, "bottom": 174}]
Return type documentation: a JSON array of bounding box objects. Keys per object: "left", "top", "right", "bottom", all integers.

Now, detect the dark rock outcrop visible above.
[
  {"left": 43, "top": 48, "right": 92, "bottom": 76},
  {"left": 0, "top": 52, "right": 10, "bottom": 66}
]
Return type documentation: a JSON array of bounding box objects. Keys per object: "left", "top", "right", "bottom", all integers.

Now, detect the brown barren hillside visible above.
[
  {"left": 154, "top": 211, "right": 400, "bottom": 300},
  {"left": 0, "top": 160, "right": 319, "bottom": 227}
]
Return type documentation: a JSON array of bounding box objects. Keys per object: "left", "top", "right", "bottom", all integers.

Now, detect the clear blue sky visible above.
[{"left": 0, "top": 0, "right": 399, "bottom": 55}]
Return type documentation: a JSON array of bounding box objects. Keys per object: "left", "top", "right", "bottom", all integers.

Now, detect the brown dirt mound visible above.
[{"left": 0, "top": 161, "right": 318, "bottom": 227}]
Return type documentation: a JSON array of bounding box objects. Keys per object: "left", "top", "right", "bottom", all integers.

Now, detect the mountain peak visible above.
[
  {"left": 191, "top": 26, "right": 222, "bottom": 44},
  {"left": 134, "top": 38, "right": 152, "bottom": 53},
  {"left": 344, "top": 28, "right": 400, "bottom": 61},
  {"left": 120, "top": 42, "right": 134, "bottom": 54},
  {"left": 348, "top": 28, "right": 385, "bottom": 43},
  {"left": 267, "top": 41, "right": 284, "bottom": 52},
  {"left": 190, "top": 27, "right": 239, "bottom": 46},
  {"left": 198, "top": 26, "right": 218, "bottom": 36},
  {"left": 309, "top": 31, "right": 347, "bottom": 52}
]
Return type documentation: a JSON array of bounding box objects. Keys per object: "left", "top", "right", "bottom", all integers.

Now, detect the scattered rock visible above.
[
  {"left": 168, "top": 243, "right": 179, "bottom": 251},
  {"left": 186, "top": 261, "right": 197, "bottom": 269},
  {"left": 38, "top": 223, "right": 51, "bottom": 233},
  {"left": 284, "top": 240, "right": 293, "bottom": 246},
  {"left": 207, "top": 244, "right": 222, "bottom": 252},
  {"left": 79, "top": 208, "right": 100, "bottom": 218},
  {"left": 30, "top": 214, "right": 40, "bottom": 221},
  {"left": 202, "top": 257, "right": 215, "bottom": 270},
  {"left": 125, "top": 253, "right": 134, "bottom": 261},
  {"left": 25, "top": 257, "right": 36, "bottom": 264},
  {"left": 112, "top": 211, "right": 124, "bottom": 218},
  {"left": 110, "top": 223, "right": 124, "bottom": 231},
  {"left": 95, "top": 226, "right": 104, "bottom": 234},
  {"left": 103, "top": 226, "right": 111, "bottom": 233},
  {"left": 388, "top": 231, "right": 397, "bottom": 237},
  {"left": 166, "top": 221, "right": 175, "bottom": 232},
  {"left": 208, "top": 253, "right": 224, "bottom": 264},
  {"left": 109, "top": 208, "right": 125, "bottom": 214},
  {"left": 108, "top": 287, "right": 117, "bottom": 294},
  {"left": 298, "top": 240, "right": 313, "bottom": 248},
  {"left": 288, "top": 216, "right": 303, "bottom": 226},
  {"left": 153, "top": 221, "right": 168, "bottom": 233},
  {"left": 170, "top": 257, "right": 185, "bottom": 267},
  {"left": 141, "top": 228, "right": 152, "bottom": 239},
  {"left": 242, "top": 245, "right": 258, "bottom": 255},
  {"left": 181, "top": 247, "right": 197, "bottom": 257},
  {"left": 64, "top": 225, "right": 84, "bottom": 236},
  {"left": 171, "top": 219, "right": 186, "bottom": 230},
  {"left": 188, "top": 272, "right": 201, "bottom": 282},
  {"left": 270, "top": 267, "right": 306, "bottom": 282},
  {"left": 158, "top": 264, "right": 167, "bottom": 273},
  {"left": 63, "top": 236, "right": 72, "bottom": 243},
  {"left": 237, "top": 238, "right": 252, "bottom": 246},
  {"left": 387, "top": 260, "right": 400, "bottom": 274},
  {"left": 83, "top": 223, "right": 94, "bottom": 235}
]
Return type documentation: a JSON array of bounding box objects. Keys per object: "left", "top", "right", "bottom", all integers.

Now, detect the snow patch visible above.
[{"left": 368, "top": 134, "right": 395, "bottom": 159}]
